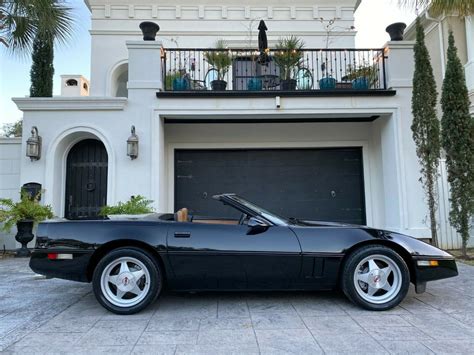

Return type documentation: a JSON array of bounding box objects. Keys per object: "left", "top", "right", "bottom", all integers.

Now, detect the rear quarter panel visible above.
[{"left": 31, "top": 220, "right": 170, "bottom": 282}]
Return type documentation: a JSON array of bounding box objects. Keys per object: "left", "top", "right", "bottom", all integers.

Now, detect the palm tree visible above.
[
  {"left": 0, "top": 0, "right": 73, "bottom": 52},
  {"left": 399, "top": 0, "right": 474, "bottom": 16},
  {"left": 1, "top": 0, "right": 74, "bottom": 96}
]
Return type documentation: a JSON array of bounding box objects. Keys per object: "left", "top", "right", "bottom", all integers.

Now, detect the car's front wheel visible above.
[
  {"left": 92, "top": 247, "right": 162, "bottom": 314},
  {"left": 342, "top": 245, "right": 410, "bottom": 311}
]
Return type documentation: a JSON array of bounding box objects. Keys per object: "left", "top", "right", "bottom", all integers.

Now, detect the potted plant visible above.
[
  {"left": 0, "top": 190, "right": 53, "bottom": 257},
  {"left": 99, "top": 195, "right": 154, "bottom": 220},
  {"left": 172, "top": 69, "right": 190, "bottom": 91},
  {"left": 319, "top": 61, "right": 336, "bottom": 90},
  {"left": 343, "top": 64, "right": 378, "bottom": 90},
  {"left": 204, "top": 40, "right": 233, "bottom": 90},
  {"left": 273, "top": 36, "right": 304, "bottom": 90}
]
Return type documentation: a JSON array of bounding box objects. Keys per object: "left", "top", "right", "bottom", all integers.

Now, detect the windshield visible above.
[{"left": 227, "top": 195, "right": 289, "bottom": 225}]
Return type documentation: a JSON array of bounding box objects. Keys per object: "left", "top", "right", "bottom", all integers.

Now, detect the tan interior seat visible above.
[
  {"left": 175, "top": 208, "right": 188, "bottom": 222},
  {"left": 181, "top": 208, "right": 188, "bottom": 222}
]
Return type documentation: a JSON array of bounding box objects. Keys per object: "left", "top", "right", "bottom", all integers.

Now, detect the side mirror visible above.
[{"left": 247, "top": 217, "right": 269, "bottom": 235}]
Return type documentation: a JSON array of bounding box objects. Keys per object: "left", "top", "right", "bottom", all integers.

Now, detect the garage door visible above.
[{"left": 175, "top": 148, "right": 366, "bottom": 225}]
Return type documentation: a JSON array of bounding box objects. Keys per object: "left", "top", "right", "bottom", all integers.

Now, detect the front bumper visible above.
[
  {"left": 412, "top": 257, "right": 458, "bottom": 293},
  {"left": 29, "top": 250, "right": 93, "bottom": 283}
]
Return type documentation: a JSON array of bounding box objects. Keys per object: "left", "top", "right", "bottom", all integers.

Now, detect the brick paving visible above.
[{"left": 1, "top": 257, "right": 473, "bottom": 354}]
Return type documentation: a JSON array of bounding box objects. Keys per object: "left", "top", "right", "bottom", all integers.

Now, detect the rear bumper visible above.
[{"left": 29, "top": 250, "right": 93, "bottom": 283}]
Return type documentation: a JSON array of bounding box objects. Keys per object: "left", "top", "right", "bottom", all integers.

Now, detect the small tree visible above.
[
  {"left": 1, "top": 120, "right": 22, "bottom": 137},
  {"left": 441, "top": 30, "right": 474, "bottom": 257},
  {"left": 411, "top": 17, "right": 441, "bottom": 246},
  {"left": 29, "top": 32, "right": 54, "bottom": 97}
]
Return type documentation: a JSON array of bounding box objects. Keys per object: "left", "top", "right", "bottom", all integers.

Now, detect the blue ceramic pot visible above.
[
  {"left": 247, "top": 78, "right": 263, "bottom": 91},
  {"left": 172, "top": 78, "right": 189, "bottom": 91},
  {"left": 319, "top": 77, "right": 336, "bottom": 90},
  {"left": 352, "top": 77, "right": 369, "bottom": 90}
]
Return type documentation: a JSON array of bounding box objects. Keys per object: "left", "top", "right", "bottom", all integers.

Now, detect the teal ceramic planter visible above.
[
  {"left": 172, "top": 78, "right": 189, "bottom": 90},
  {"left": 352, "top": 77, "right": 369, "bottom": 90},
  {"left": 247, "top": 78, "right": 263, "bottom": 91},
  {"left": 319, "top": 77, "right": 336, "bottom": 90}
]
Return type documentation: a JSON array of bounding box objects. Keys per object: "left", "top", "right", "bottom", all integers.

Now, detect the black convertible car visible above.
[{"left": 30, "top": 194, "right": 458, "bottom": 314}]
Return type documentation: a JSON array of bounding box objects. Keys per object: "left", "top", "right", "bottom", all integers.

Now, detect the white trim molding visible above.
[{"left": 13, "top": 97, "right": 128, "bottom": 111}]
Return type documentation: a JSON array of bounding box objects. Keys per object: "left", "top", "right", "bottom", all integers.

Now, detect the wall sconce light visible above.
[
  {"left": 26, "top": 126, "right": 41, "bottom": 161},
  {"left": 127, "top": 125, "right": 139, "bottom": 160}
]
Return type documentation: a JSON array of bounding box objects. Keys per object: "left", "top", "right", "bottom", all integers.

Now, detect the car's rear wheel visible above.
[
  {"left": 92, "top": 247, "right": 162, "bottom": 314},
  {"left": 341, "top": 245, "right": 410, "bottom": 311}
]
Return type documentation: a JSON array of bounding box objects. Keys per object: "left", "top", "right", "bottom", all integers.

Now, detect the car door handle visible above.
[{"left": 174, "top": 231, "right": 191, "bottom": 238}]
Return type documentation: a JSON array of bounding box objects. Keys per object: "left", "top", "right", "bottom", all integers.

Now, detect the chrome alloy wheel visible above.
[
  {"left": 353, "top": 254, "right": 402, "bottom": 304},
  {"left": 100, "top": 256, "right": 151, "bottom": 308}
]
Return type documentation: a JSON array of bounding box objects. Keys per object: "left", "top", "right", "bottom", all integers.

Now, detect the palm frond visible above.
[
  {"left": 0, "top": 0, "right": 75, "bottom": 54},
  {"left": 398, "top": 0, "right": 474, "bottom": 16}
]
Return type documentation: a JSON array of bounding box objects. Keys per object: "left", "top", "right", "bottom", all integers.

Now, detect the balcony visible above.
[{"left": 157, "top": 48, "right": 395, "bottom": 98}]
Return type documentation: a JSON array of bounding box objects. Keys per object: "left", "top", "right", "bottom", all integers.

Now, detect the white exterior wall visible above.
[
  {"left": 0, "top": 138, "right": 22, "bottom": 250},
  {"left": 11, "top": 0, "right": 466, "bottom": 250},
  {"left": 87, "top": 0, "right": 359, "bottom": 96}
]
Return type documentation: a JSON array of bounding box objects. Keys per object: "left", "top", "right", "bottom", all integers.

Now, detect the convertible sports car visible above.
[{"left": 30, "top": 194, "right": 458, "bottom": 314}]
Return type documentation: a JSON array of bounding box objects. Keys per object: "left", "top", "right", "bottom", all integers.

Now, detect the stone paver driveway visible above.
[{"left": 0, "top": 258, "right": 473, "bottom": 354}]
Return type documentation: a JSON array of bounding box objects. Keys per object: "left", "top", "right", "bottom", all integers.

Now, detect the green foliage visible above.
[
  {"left": 0, "top": 190, "right": 54, "bottom": 232},
  {"left": 165, "top": 71, "right": 182, "bottom": 90},
  {"left": 99, "top": 195, "right": 154, "bottom": 216},
  {"left": 273, "top": 36, "right": 305, "bottom": 80},
  {"left": 1, "top": 119, "right": 22, "bottom": 137},
  {"left": 343, "top": 64, "right": 378, "bottom": 83},
  {"left": 441, "top": 30, "right": 474, "bottom": 256},
  {"left": 204, "top": 40, "right": 232, "bottom": 81},
  {"left": 29, "top": 32, "right": 54, "bottom": 97},
  {"left": 0, "top": 0, "right": 74, "bottom": 53},
  {"left": 411, "top": 17, "right": 441, "bottom": 246},
  {"left": 398, "top": 0, "right": 474, "bottom": 17}
]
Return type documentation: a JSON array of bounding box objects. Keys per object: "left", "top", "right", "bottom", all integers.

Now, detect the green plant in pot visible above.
[
  {"left": 0, "top": 190, "right": 53, "bottom": 257},
  {"left": 99, "top": 195, "right": 154, "bottom": 219},
  {"left": 204, "top": 40, "right": 233, "bottom": 90},
  {"left": 319, "top": 61, "right": 336, "bottom": 89},
  {"left": 273, "top": 36, "right": 304, "bottom": 90},
  {"left": 343, "top": 64, "right": 378, "bottom": 90},
  {"left": 167, "top": 69, "right": 189, "bottom": 91}
]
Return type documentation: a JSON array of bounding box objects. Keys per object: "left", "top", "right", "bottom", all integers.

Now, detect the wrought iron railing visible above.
[{"left": 161, "top": 48, "right": 387, "bottom": 92}]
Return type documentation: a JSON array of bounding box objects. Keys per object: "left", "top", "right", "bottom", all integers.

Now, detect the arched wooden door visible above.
[{"left": 65, "top": 139, "right": 108, "bottom": 219}]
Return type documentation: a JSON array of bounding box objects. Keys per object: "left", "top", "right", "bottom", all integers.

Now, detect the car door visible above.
[{"left": 166, "top": 221, "right": 302, "bottom": 290}]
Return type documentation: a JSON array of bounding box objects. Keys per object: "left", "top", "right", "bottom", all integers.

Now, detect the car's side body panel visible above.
[{"left": 166, "top": 222, "right": 301, "bottom": 290}]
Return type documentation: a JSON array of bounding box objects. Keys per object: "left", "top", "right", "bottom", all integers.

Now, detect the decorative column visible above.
[{"left": 126, "top": 40, "right": 163, "bottom": 100}]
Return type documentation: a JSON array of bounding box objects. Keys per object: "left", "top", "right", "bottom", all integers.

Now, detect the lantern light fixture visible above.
[
  {"left": 127, "top": 125, "right": 139, "bottom": 160},
  {"left": 26, "top": 126, "right": 41, "bottom": 161}
]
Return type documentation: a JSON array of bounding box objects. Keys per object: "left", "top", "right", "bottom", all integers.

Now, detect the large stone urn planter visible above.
[{"left": 15, "top": 220, "right": 34, "bottom": 257}]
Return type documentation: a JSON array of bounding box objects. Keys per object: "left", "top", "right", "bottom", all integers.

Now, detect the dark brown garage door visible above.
[{"left": 175, "top": 148, "right": 366, "bottom": 224}]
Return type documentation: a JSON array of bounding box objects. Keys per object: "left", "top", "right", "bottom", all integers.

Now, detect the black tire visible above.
[
  {"left": 92, "top": 247, "right": 162, "bottom": 315},
  {"left": 341, "top": 245, "right": 410, "bottom": 311}
]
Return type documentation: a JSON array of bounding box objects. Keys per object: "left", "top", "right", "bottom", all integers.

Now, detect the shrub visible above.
[
  {"left": 99, "top": 195, "right": 154, "bottom": 216},
  {"left": 0, "top": 191, "right": 54, "bottom": 232}
]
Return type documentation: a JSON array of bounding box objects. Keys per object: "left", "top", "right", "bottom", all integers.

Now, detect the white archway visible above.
[
  {"left": 108, "top": 60, "right": 128, "bottom": 97},
  {"left": 44, "top": 126, "right": 115, "bottom": 217}
]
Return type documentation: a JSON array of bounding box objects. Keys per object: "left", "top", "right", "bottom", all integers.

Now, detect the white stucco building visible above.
[{"left": 2, "top": 0, "right": 470, "bottom": 250}]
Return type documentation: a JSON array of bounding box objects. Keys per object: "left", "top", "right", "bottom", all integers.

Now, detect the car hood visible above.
[
  {"left": 291, "top": 219, "right": 366, "bottom": 228},
  {"left": 291, "top": 219, "right": 453, "bottom": 258}
]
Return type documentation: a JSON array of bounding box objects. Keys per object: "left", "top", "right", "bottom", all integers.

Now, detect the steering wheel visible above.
[{"left": 239, "top": 213, "right": 248, "bottom": 225}]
